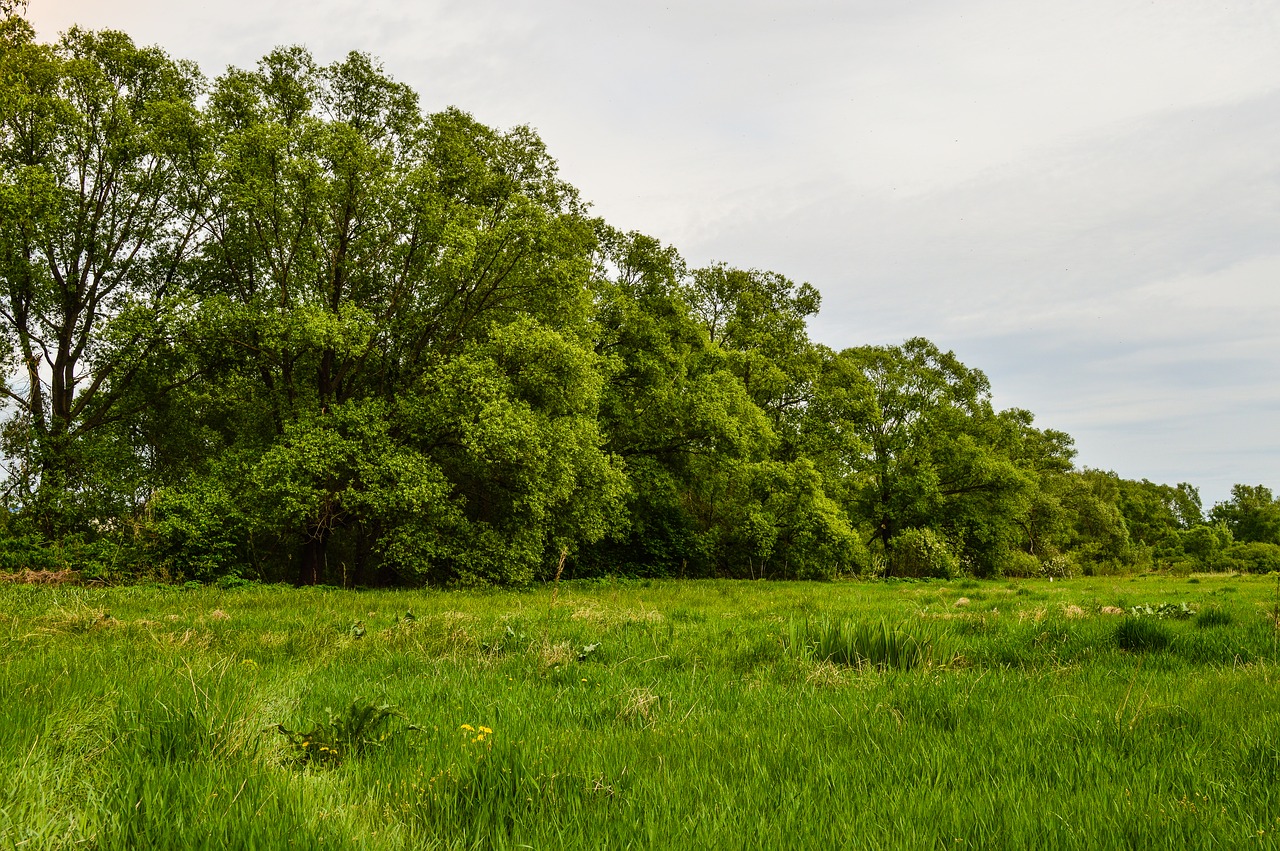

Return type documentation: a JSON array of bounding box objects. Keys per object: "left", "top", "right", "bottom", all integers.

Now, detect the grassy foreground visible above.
[{"left": 3, "top": 574, "right": 1280, "bottom": 849}]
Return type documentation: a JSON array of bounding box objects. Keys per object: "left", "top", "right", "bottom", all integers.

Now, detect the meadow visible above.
[{"left": 3, "top": 574, "right": 1280, "bottom": 849}]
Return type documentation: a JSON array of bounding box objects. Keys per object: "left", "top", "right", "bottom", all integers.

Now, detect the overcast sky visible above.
[{"left": 29, "top": 1, "right": 1280, "bottom": 506}]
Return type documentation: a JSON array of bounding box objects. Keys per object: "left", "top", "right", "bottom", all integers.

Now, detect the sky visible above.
[{"left": 27, "top": 0, "right": 1280, "bottom": 507}]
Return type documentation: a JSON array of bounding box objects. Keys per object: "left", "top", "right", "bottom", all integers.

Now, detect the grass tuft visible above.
[
  {"left": 788, "top": 618, "right": 954, "bottom": 670},
  {"left": 1194, "top": 607, "right": 1233, "bottom": 629},
  {"left": 1114, "top": 616, "right": 1173, "bottom": 652}
]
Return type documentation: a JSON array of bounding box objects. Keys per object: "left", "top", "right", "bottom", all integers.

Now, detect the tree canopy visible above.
[{"left": 0, "top": 22, "right": 1266, "bottom": 584}]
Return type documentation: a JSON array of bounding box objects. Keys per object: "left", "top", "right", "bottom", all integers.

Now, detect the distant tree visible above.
[
  {"left": 807, "top": 339, "right": 1032, "bottom": 572},
  {"left": 1115, "top": 478, "right": 1202, "bottom": 548},
  {"left": 1180, "top": 522, "right": 1232, "bottom": 568},
  {"left": 1210, "top": 485, "right": 1280, "bottom": 545}
]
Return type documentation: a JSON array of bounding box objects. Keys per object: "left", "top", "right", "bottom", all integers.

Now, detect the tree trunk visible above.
[{"left": 299, "top": 526, "right": 329, "bottom": 586}]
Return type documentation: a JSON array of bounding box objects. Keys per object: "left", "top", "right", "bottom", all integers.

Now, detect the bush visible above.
[
  {"left": 1039, "top": 554, "right": 1077, "bottom": 579},
  {"left": 998, "top": 549, "right": 1041, "bottom": 578},
  {"left": 0, "top": 521, "right": 58, "bottom": 573},
  {"left": 141, "top": 480, "right": 248, "bottom": 582},
  {"left": 1221, "top": 542, "right": 1280, "bottom": 574},
  {"left": 887, "top": 528, "right": 958, "bottom": 579}
]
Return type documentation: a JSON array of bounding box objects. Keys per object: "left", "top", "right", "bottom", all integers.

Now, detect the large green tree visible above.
[
  {"left": 803, "top": 340, "right": 1070, "bottom": 575},
  {"left": 0, "top": 22, "right": 205, "bottom": 531},
  {"left": 153, "top": 47, "right": 622, "bottom": 584}
]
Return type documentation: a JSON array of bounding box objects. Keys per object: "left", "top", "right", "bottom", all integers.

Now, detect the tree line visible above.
[{"left": 2, "top": 17, "right": 1278, "bottom": 585}]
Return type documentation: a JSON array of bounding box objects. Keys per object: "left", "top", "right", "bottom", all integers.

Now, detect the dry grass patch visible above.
[
  {"left": 804, "top": 660, "right": 849, "bottom": 688},
  {"left": 618, "top": 687, "right": 660, "bottom": 722},
  {"left": 0, "top": 569, "right": 82, "bottom": 585},
  {"left": 538, "top": 639, "right": 575, "bottom": 667},
  {"left": 39, "top": 604, "right": 115, "bottom": 633},
  {"left": 570, "top": 604, "right": 663, "bottom": 626}
]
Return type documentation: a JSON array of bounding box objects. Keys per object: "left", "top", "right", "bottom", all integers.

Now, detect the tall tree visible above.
[
  {"left": 686, "top": 263, "right": 822, "bottom": 442},
  {"left": 805, "top": 339, "right": 1046, "bottom": 574},
  {"left": 175, "top": 47, "right": 620, "bottom": 584},
  {"left": 0, "top": 24, "right": 205, "bottom": 530}
]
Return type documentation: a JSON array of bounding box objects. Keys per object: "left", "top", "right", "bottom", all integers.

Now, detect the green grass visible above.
[{"left": 2, "top": 573, "right": 1280, "bottom": 848}]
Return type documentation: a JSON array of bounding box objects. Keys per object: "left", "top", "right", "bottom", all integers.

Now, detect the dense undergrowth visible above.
[{"left": 3, "top": 573, "right": 1280, "bottom": 848}]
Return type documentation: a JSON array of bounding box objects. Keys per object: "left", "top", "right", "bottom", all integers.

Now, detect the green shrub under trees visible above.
[{"left": 0, "top": 11, "right": 1269, "bottom": 585}]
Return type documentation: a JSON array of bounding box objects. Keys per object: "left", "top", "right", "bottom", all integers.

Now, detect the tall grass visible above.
[{"left": 787, "top": 617, "right": 955, "bottom": 669}]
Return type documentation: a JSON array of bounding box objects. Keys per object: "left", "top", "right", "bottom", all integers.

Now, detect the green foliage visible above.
[
  {"left": 275, "top": 701, "right": 415, "bottom": 766},
  {"left": 1128, "top": 602, "right": 1196, "bottom": 620},
  {"left": 887, "top": 527, "right": 958, "bottom": 578},
  {"left": 1220, "top": 541, "right": 1280, "bottom": 574},
  {"left": 0, "top": 20, "right": 1273, "bottom": 587},
  {"left": 0, "top": 24, "right": 205, "bottom": 534},
  {"left": 998, "top": 548, "right": 1043, "bottom": 578},
  {"left": 1180, "top": 522, "right": 1233, "bottom": 568},
  {"left": 1211, "top": 484, "right": 1280, "bottom": 545}
]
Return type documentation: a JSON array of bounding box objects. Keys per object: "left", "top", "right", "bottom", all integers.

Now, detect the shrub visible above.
[
  {"left": 998, "top": 549, "right": 1041, "bottom": 578},
  {"left": 1039, "top": 554, "right": 1077, "bottom": 579},
  {"left": 887, "top": 528, "right": 958, "bottom": 579},
  {"left": 1222, "top": 542, "right": 1280, "bottom": 574}
]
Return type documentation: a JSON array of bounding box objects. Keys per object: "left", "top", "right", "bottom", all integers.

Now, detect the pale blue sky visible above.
[{"left": 29, "top": 0, "right": 1280, "bottom": 507}]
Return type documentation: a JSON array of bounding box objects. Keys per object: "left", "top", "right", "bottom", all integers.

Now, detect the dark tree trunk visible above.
[{"left": 299, "top": 527, "right": 330, "bottom": 586}]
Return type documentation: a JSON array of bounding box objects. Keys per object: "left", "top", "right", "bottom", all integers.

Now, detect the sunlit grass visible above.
[{"left": 2, "top": 574, "right": 1279, "bottom": 848}]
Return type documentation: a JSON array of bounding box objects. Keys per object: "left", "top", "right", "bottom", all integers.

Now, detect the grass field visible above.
[{"left": 3, "top": 573, "right": 1280, "bottom": 849}]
